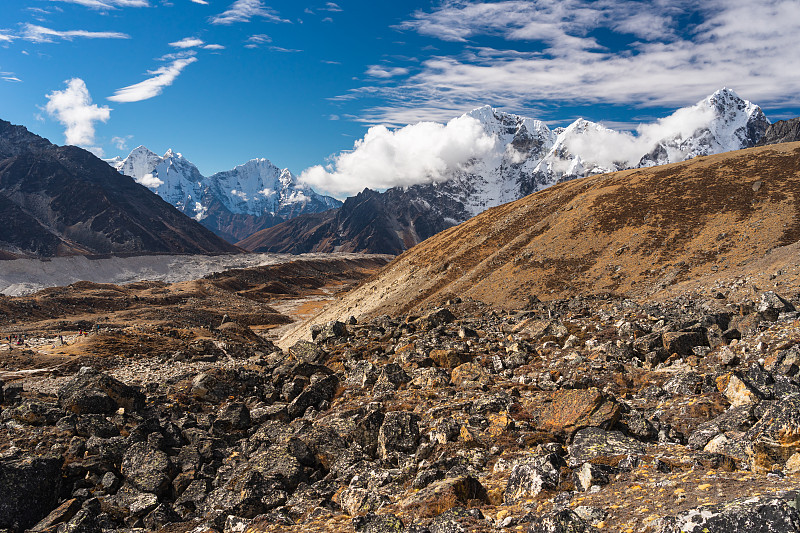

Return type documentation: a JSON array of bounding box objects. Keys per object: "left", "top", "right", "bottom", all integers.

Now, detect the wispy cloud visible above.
[
  {"left": 50, "top": 0, "right": 149, "bottom": 8},
  {"left": 169, "top": 37, "right": 204, "bottom": 48},
  {"left": 45, "top": 78, "right": 110, "bottom": 156},
  {"left": 203, "top": 43, "right": 225, "bottom": 50},
  {"left": 366, "top": 65, "right": 409, "bottom": 79},
  {"left": 108, "top": 57, "right": 198, "bottom": 102},
  {"left": 0, "top": 31, "right": 16, "bottom": 43},
  {"left": 3, "top": 77, "right": 22, "bottom": 83},
  {"left": 111, "top": 135, "right": 133, "bottom": 150},
  {"left": 349, "top": 0, "right": 800, "bottom": 124},
  {"left": 322, "top": 2, "right": 342, "bottom": 11},
  {"left": 245, "top": 33, "right": 271, "bottom": 48},
  {"left": 190, "top": 0, "right": 209, "bottom": 4},
  {"left": 21, "top": 24, "right": 130, "bottom": 43},
  {"left": 210, "top": 0, "right": 288, "bottom": 25}
]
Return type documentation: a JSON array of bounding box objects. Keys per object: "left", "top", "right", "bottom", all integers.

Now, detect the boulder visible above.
[
  {"left": 121, "top": 442, "right": 174, "bottom": 496},
  {"left": 573, "top": 462, "right": 618, "bottom": 491},
  {"left": 287, "top": 373, "right": 339, "bottom": 419},
  {"left": 289, "top": 340, "right": 327, "bottom": 363},
  {"left": 338, "top": 487, "right": 390, "bottom": 516},
  {"left": 757, "top": 291, "right": 795, "bottom": 321},
  {"left": 58, "top": 367, "right": 144, "bottom": 415},
  {"left": 0, "top": 456, "right": 63, "bottom": 531},
  {"left": 526, "top": 509, "right": 596, "bottom": 532},
  {"left": 352, "top": 512, "right": 404, "bottom": 533},
  {"left": 378, "top": 411, "right": 421, "bottom": 459},
  {"left": 504, "top": 453, "right": 562, "bottom": 503},
  {"left": 658, "top": 492, "right": 800, "bottom": 532},
  {"left": 746, "top": 394, "right": 800, "bottom": 471},
  {"left": 537, "top": 388, "right": 621, "bottom": 436},
  {"left": 401, "top": 476, "right": 487, "bottom": 517},
  {"left": 417, "top": 308, "right": 456, "bottom": 330},
  {"left": 662, "top": 331, "right": 706, "bottom": 356},
  {"left": 568, "top": 427, "right": 645, "bottom": 467}
]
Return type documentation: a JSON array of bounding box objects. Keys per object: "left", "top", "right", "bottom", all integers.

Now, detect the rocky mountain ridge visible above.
[
  {"left": 243, "top": 88, "right": 772, "bottom": 254},
  {"left": 0, "top": 120, "right": 241, "bottom": 258},
  {"left": 109, "top": 147, "right": 341, "bottom": 243}
]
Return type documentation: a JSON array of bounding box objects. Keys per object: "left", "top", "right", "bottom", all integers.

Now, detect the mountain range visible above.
[
  {"left": 107, "top": 147, "right": 341, "bottom": 243},
  {"left": 0, "top": 120, "right": 240, "bottom": 259},
  {"left": 281, "top": 139, "right": 800, "bottom": 340},
  {"left": 242, "top": 88, "right": 772, "bottom": 254}
]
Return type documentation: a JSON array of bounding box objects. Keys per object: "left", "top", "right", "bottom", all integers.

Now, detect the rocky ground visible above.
[{"left": 3, "top": 263, "right": 800, "bottom": 532}]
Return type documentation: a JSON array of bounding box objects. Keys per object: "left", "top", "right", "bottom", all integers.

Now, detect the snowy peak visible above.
[{"left": 110, "top": 146, "right": 342, "bottom": 240}]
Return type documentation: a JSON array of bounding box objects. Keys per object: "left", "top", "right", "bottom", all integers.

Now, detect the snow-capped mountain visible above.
[
  {"left": 109, "top": 148, "right": 341, "bottom": 242},
  {"left": 242, "top": 88, "right": 771, "bottom": 255},
  {"left": 419, "top": 88, "right": 770, "bottom": 219}
]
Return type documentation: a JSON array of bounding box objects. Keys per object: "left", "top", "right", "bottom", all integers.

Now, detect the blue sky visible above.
[{"left": 1, "top": 0, "right": 799, "bottom": 195}]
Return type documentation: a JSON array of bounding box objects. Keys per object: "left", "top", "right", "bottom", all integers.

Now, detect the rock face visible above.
[
  {"left": 110, "top": 146, "right": 341, "bottom": 243},
  {"left": 0, "top": 119, "right": 241, "bottom": 258},
  {"left": 240, "top": 88, "right": 769, "bottom": 255},
  {"left": 757, "top": 117, "right": 800, "bottom": 146}
]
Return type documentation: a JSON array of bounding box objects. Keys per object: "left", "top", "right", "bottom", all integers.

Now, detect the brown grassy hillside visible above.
[{"left": 281, "top": 142, "right": 800, "bottom": 344}]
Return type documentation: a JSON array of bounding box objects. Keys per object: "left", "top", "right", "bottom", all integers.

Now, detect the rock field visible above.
[{"left": 4, "top": 280, "right": 800, "bottom": 532}]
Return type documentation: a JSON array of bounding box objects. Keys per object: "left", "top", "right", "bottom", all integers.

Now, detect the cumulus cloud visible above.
[
  {"left": 349, "top": 0, "right": 800, "bottom": 123},
  {"left": 169, "top": 37, "right": 204, "bottom": 48},
  {"left": 138, "top": 173, "right": 164, "bottom": 188},
  {"left": 299, "top": 115, "right": 497, "bottom": 196},
  {"left": 21, "top": 24, "right": 130, "bottom": 43},
  {"left": 50, "top": 0, "right": 149, "bottom": 8},
  {"left": 211, "top": 0, "right": 287, "bottom": 25},
  {"left": 45, "top": 78, "right": 110, "bottom": 156},
  {"left": 108, "top": 57, "right": 198, "bottom": 102}
]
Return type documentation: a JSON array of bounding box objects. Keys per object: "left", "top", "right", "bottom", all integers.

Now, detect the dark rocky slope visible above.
[
  {"left": 757, "top": 117, "right": 800, "bottom": 146},
  {"left": 0, "top": 120, "right": 241, "bottom": 258},
  {"left": 238, "top": 187, "right": 466, "bottom": 255}
]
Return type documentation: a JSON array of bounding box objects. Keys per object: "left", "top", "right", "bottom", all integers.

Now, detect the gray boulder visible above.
[
  {"left": 658, "top": 492, "right": 800, "bottom": 532},
  {"left": 0, "top": 456, "right": 63, "bottom": 531}
]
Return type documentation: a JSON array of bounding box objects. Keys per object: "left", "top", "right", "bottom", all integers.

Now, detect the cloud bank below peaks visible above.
[{"left": 300, "top": 116, "right": 497, "bottom": 197}]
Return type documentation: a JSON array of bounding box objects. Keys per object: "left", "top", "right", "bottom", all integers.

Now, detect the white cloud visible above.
[
  {"left": 138, "top": 173, "right": 164, "bottom": 187},
  {"left": 350, "top": 0, "right": 800, "bottom": 123},
  {"left": 49, "top": 0, "right": 149, "bottom": 8},
  {"left": 45, "top": 78, "right": 110, "bottom": 155},
  {"left": 190, "top": 0, "right": 209, "bottom": 4},
  {"left": 210, "top": 0, "right": 287, "bottom": 24},
  {"left": 3, "top": 77, "right": 22, "bottom": 82},
  {"left": 111, "top": 135, "right": 133, "bottom": 150},
  {"left": 366, "top": 65, "right": 409, "bottom": 79},
  {"left": 203, "top": 43, "right": 225, "bottom": 50},
  {"left": 169, "top": 37, "right": 204, "bottom": 48},
  {"left": 299, "top": 115, "right": 497, "bottom": 196},
  {"left": 0, "top": 31, "right": 16, "bottom": 43},
  {"left": 108, "top": 57, "right": 198, "bottom": 102},
  {"left": 21, "top": 24, "right": 130, "bottom": 43},
  {"left": 244, "top": 34, "right": 271, "bottom": 48},
  {"left": 322, "top": 2, "right": 342, "bottom": 11}
]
